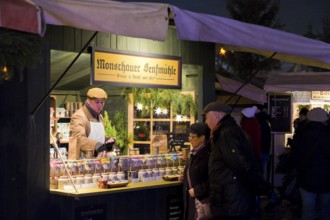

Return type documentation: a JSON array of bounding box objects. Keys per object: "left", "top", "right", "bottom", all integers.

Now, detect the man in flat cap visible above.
[
  {"left": 203, "top": 101, "right": 269, "bottom": 219},
  {"left": 69, "top": 87, "right": 114, "bottom": 159}
]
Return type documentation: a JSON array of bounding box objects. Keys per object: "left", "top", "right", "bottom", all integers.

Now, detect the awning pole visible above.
[
  {"left": 30, "top": 31, "right": 99, "bottom": 115},
  {"left": 225, "top": 52, "right": 277, "bottom": 104}
]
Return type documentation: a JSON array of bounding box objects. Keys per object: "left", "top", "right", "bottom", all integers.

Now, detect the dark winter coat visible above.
[
  {"left": 208, "top": 114, "right": 257, "bottom": 218},
  {"left": 183, "top": 143, "right": 210, "bottom": 220},
  {"left": 255, "top": 111, "right": 272, "bottom": 154},
  {"left": 291, "top": 121, "right": 330, "bottom": 193},
  {"left": 240, "top": 116, "right": 261, "bottom": 159}
]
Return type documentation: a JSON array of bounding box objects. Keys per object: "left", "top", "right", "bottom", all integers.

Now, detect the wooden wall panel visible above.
[
  {"left": 63, "top": 27, "right": 75, "bottom": 52},
  {"left": 74, "top": 29, "right": 82, "bottom": 53},
  {"left": 96, "top": 32, "right": 111, "bottom": 49}
]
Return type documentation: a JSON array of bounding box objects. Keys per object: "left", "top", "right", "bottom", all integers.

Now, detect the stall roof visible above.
[
  {"left": 31, "top": 0, "right": 169, "bottom": 40},
  {"left": 4, "top": 1, "right": 330, "bottom": 72},
  {"left": 0, "top": 0, "right": 45, "bottom": 35},
  {"left": 264, "top": 72, "right": 330, "bottom": 92},
  {"left": 216, "top": 75, "right": 267, "bottom": 103},
  {"left": 171, "top": 6, "right": 330, "bottom": 70}
]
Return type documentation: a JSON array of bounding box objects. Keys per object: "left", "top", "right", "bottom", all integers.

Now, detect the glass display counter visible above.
[{"left": 49, "top": 153, "right": 186, "bottom": 220}]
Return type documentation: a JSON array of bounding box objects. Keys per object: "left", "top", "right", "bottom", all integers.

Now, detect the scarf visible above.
[
  {"left": 191, "top": 142, "right": 207, "bottom": 156},
  {"left": 84, "top": 101, "right": 100, "bottom": 120}
]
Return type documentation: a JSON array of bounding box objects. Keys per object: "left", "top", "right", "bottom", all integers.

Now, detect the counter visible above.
[
  {"left": 49, "top": 180, "right": 183, "bottom": 220},
  {"left": 50, "top": 180, "right": 181, "bottom": 197}
]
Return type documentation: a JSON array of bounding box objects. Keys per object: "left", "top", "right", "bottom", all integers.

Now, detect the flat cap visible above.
[
  {"left": 202, "top": 102, "right": 232, "bottom": 115},
  {"left": 86, "top": 88, "right": 108, "bottom": 99}
]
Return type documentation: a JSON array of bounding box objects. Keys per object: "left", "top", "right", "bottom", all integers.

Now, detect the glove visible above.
[
  {"left": 95, "top": 143, "right": 107, "bottom": 152},
  {"left": 105, "top": 141, "right": 115, "bottom": 151},
  {"left": 105, "top": 138, "right": 116, "bottom": 151}
]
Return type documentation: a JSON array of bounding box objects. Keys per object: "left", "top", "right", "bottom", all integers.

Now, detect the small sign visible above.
[
  {"left": 166, "top": 196, "right": 183, "bottom": 220},
  {"left": 75, "top": 204, "right": 106, "bottom": 220},
  {"left": 91, "top": 47, "right": 182, "bottom": 89},
  {"left": 268, "top": 94, "right": 292, "bottom": 133},
  {"left": 311, "top": 91, "right": 330, "bottom": 100}
]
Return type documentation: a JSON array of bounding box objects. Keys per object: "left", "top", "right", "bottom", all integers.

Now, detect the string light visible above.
[
  {"left": 155, "top": 107, "right": 162, "bottom": 115},
  {"left": 219, "top": 47, "right": 226, "bottom": 56},
  {"left": 162, "top": 108, "right": 168, "bottom": 115},
  {"left": 1, "top": 66, "right": 10, "bottom": 81},
  {"left": 176, "top": 115, "right": 182, "bottom": 121},
  {"left": 136, "top": 103, "right": 143, "bottom": 111}
]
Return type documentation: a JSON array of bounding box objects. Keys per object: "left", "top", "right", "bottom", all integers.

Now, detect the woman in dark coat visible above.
[{"left": 182, "top": 123, "right": 211, "bottom": 220}]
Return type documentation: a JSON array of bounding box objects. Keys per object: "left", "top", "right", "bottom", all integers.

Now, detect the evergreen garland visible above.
[
  {"left": 113, "top": 110, "right": 132, "bottom": 154},
  {"left": 131, "top": 88, "right": 197, "bottom": 117},
  {"left": 0, "top": 28, "right": 42, "bottom": 81},
  {"left": 103, "top": 111, "right": 117, "bottom": 138}
]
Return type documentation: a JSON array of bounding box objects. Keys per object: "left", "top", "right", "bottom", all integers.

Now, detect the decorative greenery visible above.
[
  {"left": 0, "top": 28, "right": 42, "bottom": 81},
  {"left": 172, "top": 92, "right": 197, "bottom": 116},
  {"left": 113, "top": 110, "right": 132, "bottom": 155},
  {"left": 297, "top": 104, "right": 311, "bottom": 112},
  {"left": 324, "top": 104, "right": 330, "bottom": 112},
  {"left": 103, "top": 111, "right": 117, "bottom": 138},
  {"left": 131, "top": 88, "right": 197, "bottom": 117},
  {"left": 104, "top": 110, "right": 132, "bottom": 155}
]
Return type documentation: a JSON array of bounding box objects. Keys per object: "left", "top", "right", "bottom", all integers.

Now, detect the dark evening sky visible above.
[
  {"left": 187, "top": 0, "right": 330, "bottom": 35},
  {"left": 121, "top": 0, "right": 330, "bottom": 35}
]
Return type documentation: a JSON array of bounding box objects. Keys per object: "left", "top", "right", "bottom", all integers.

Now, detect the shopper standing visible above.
[
  {"left": 203, "top": 102, "right": 259, "bottom": 220},
  {"left": 181, "top": 123, "right": 211, "bottom": 220},
  {"left": 240, "top": 106, "right": 261, "bottom": 160},
  {"left": 291, "top": 107, "right": 330, "bottom": 220},
  {"left": 255, "top": 104, "right": 272, "bottom": 178}
]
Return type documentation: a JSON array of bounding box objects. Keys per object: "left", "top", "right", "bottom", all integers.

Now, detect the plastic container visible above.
[{"left": 58, "top": 176, "right": 68, "bottom": 190}]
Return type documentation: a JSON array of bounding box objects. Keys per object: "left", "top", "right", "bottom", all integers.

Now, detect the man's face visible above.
[
  {"left": 87, "top": 98, "right": 105, "bottom": 114},
  {"left": 205, "top": 111, "right": 222, "bottom": 130}
]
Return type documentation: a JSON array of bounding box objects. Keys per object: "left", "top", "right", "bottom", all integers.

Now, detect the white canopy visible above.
[
  {"left": 31, "top": 0, "right": 169, "bottom": 40},
  {"left": 4, "top": 1, "right": 330, "bottom": 69},
  {"left": 170, "top": 6, "right": 330, "bottom": 70},
  {"left": 216, "top": 75, "right": 267, "bottom": 103},
  {"left": 264, "top": 72, "right": 330, "bottom": 92}
]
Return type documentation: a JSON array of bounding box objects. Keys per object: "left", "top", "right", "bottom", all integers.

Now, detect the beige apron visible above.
[
  {"left": 80, "top": 121, "right": 105, "bottom": 159},
  {"left": 88, "top": 121, "right": 105, "bottom": 143}
]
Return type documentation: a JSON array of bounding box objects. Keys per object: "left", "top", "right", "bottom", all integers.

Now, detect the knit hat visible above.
[
  {"left": 86, "top": 88, "right": 108, "bottom": 99},
  {"left": 306, "top": 107, "right": 328, "bottom": 123},
  {"left": 202, "top": 102, "right": 232, "bottom": 115},
  {"left": 241, "top": 106, "right": 257, "bottom": 118}
]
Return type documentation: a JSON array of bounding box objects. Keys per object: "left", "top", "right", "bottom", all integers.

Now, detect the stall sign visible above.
[
  {"left": 311, "top": 91, "right": 330, "bottom": 100},
  {"left": 91, "top": 47, "right": 182, "bottom": 89},
  {"left": 268, "top": 94, "right": 292, "bottom": 133}
]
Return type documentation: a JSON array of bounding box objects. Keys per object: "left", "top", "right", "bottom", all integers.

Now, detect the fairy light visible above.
[
  {"left": 136, "top": 103, "right": 143, "bottom": 111},
  {"left": 155, "top": 107, "right": 162, "bottom": 115},
  {"left": 219, "top": 47, "right": 226, "bottom": 56},
  {"left": 162, "top": 108, "right": 168, "bottom": 115},
  {"left": 2, "top": 66, "right": 7, "bottom": 73}
]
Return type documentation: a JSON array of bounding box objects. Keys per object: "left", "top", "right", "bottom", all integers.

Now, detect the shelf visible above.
[
  {"left": 128, "top": 93, "right": 195, "bottom": 154},
  {"left": 57, "top": 117, "right": 71, "bottom": 123}
]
